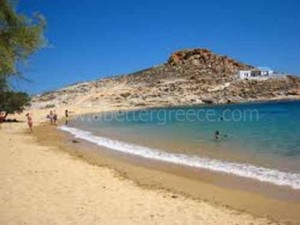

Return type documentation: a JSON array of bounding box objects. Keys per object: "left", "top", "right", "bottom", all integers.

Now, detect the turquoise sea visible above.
[{"left": 60, "top": 101, "right": 300, "bottom": 189}]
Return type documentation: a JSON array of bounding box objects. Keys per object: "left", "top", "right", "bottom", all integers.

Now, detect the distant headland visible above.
[{"left": 32, "top": 48, "right": 300, "bottom": 109}]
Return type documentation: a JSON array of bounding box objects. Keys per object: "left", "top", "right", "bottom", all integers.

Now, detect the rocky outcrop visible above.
[
  {"left": 31, "top": 49, "right": 300, "bottom": 109},
  {"left": 168, "top": 48, "right": 252, "bottom": 71}
]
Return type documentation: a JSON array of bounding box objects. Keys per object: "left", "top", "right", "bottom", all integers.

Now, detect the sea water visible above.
[{"left": 60, "top": 101, "right": 300, "bottom": 189}]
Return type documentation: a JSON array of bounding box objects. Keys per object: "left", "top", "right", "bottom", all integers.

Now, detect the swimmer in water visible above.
[
  {"left": 215, "top": 130, "right": 220, "bottom": 140},
  {"left": 215, "top": 130, "right": 228, "bottom": 141}
]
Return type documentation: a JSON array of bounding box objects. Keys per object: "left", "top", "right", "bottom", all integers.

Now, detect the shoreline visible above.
[
  {"left": 59, "top": 125, "right": 300, "bottom": 191},
  {"left": 33, "top": 121, "right": 300, "bottom": 224}
]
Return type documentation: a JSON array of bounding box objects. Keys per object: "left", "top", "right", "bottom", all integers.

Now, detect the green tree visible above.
[
  {"left": 0, "top": 0, "right": 46, "bottom": 117},
  {"left": 0, "top": 91, "right": 31, "bottom": 117}
]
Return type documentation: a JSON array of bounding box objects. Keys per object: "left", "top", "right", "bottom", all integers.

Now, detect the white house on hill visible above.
[{"left": 239, "top": 67, "right": 274, "bottom": 80}]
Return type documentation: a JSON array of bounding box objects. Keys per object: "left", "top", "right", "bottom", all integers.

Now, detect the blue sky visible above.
[{"left": 15, "top": 0, "right": 300, "bottom": 94}]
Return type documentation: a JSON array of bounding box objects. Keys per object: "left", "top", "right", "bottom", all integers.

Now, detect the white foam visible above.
[{"left": 59, "top": 125, "right": 300, "bottom": 190}]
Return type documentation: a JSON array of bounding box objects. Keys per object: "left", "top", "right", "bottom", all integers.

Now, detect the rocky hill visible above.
[{"left": 32, "top": 48, "right": 300, "bottom": 110}]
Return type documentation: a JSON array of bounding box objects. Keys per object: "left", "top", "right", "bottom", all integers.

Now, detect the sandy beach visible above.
[{"left": 0, "top": 107, "right": 285, "bottom": 225}]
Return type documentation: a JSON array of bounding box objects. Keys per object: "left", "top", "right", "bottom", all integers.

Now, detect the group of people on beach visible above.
[
  {"left": 47, "top": 109, "right": 70, "bottom": 125},
  {"left": 47, "top": 110, "right": 58, "bottom": 125},
  {"left": 0, "top": 111, "right": 33, "bottom": 132},
  {"left": 24, "top": 109, "right": 71, "bottom": 133},
  {"left": 25, "top": 108, "right": 223, "bottom": 142}
]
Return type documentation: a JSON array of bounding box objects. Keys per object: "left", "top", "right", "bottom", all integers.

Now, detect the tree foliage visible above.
[
  {"left": 0, "top": 0, "right": 46, "bottom": 115},
  {"left": 0, "top": 0, "right": 46, "bottom": 80},
  {"left": 0, "top": 91, "right": 30, "bottom": 116}
]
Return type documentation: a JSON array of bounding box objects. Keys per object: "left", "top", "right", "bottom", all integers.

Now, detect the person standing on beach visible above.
[
  {"left": 53, "top": 110, "right": 58, "bottom": 125},
  {"left": 26, "top": 113, "right": 33, "bottom": 132},
  {"left": 49, "top": 110, "right": 54, "bottom": 125},
  {"left": 65, "top": 109, "right": 69, "bottom": 125}
]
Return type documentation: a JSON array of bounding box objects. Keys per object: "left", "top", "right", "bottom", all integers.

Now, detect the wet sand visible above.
[{"left": 33, "top": 122, "right": 300, "bottom": 225}]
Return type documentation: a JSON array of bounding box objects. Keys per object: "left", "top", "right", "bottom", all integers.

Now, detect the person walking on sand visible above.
[
  {"left": 53, "top": 110, "right": 58, "bottom": 125},
  {"left": 26, "top": 113, "right": 33, "bottom": 132},
  {"left": 49, "top": 110, "right": 54, "bottom": 125}
]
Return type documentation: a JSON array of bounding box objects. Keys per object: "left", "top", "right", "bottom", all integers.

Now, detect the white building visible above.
[
  {"left": 239, "top": 70, "right": 251, "bottom": 79},
  {"left": 239, "top": 67, "right": 274, "bottom": 80},
  {"left": 257, "top": 67, "right": 274, "bottom": 76}
]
